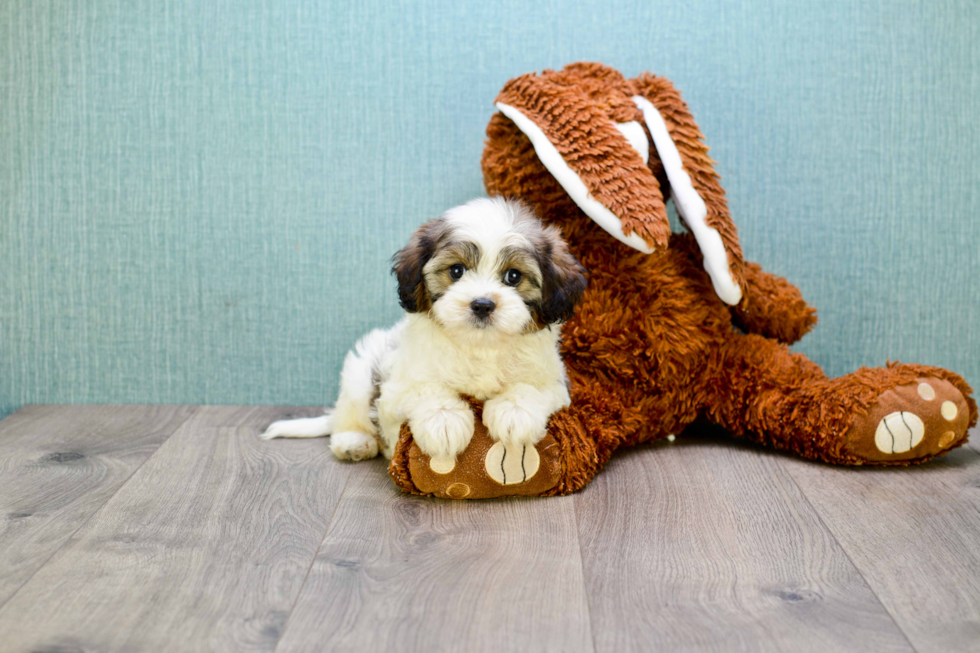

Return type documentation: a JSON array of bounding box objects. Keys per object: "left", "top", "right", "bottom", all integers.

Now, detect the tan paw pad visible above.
[
  {"left": 484, "top": 441, "right": 540, "bottom": 485},
  {"left": 938, "top": 431, "right": 956, "bottom": 448},
  {"left": 429, "top": 455, "right": 456, "bottom": 475},
  {"left": 917, "top": 382, "right": 936, "bottom": 400},
  {"left": 941, "top": 401, "right": 958, "bottom": 421},
  {"left": 445, "top": 482, "right": 471, "bottom": 499},
  {"left": 874, "top": 412, "right": 925, "bottom": 454}
]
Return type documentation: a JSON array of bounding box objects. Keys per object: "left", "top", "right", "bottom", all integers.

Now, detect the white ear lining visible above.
[
  {"left": 495, "top": 102, "right": 654, "bottom": 255},
  {"left": 632, "top": 96, "right": 742, "bottom": 305},
  {"left": 614, "top": 121, "right": 649, "bottom": 164}
]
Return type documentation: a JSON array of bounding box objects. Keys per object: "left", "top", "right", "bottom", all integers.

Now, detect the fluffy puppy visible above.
[{"left": 261, "top": 197, "right": 587, "bottom": 465}]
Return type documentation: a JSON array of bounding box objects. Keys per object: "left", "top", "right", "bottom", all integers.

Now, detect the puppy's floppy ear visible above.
[
  {"left": 537, "top": 226, "right": 588, "bottom": 324},
  {"left": 391, "top": 218, "right": 446, "bottom": 313}
]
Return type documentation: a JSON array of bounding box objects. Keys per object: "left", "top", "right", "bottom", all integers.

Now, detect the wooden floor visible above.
[{"left": 0, "top": 406, "right": 978, "bottom": 652}]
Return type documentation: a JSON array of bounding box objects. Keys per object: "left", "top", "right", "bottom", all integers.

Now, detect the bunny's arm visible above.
[{"left": 729, "top": 261, "right": 817, "bottom": 345}]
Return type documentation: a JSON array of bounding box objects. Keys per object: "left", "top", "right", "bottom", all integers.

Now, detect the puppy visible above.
[{"left": 261, "top": 197, "right": 587, "bottom": 465}]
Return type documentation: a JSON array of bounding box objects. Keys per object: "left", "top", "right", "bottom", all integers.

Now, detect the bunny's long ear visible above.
[
  {"left": 631, "top": 74, "right": 745, "bottom": 305},
  {"left": 495, "top": 73, "right": 672, "bottom": 254}
]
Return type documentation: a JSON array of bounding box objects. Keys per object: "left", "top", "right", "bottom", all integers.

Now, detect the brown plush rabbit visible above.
[{"left": 389, "top": 62, "right": 976, "bottom": 499}]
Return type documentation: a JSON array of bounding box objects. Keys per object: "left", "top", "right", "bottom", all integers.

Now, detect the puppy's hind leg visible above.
[
  {"left": 329, "top": 327, "right": 399, "bottom": 461},
  {"left": 261, "top": 326, "right": 396, "bottom": 462}
]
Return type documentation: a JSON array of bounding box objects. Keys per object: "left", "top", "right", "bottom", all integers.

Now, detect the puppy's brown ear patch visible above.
[
  {"left": 536, "top": 226, "right": 588, "bottom": 325},
  {"left": 391, "top": 218, "right": 447, "bottom": 313}
]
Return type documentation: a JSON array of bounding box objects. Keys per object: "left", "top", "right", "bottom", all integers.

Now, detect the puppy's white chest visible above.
[{"left": 451, "top": 349, "right": 508, "bottom": 399}]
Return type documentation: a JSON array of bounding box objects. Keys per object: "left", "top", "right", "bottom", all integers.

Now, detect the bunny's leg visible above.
[
  {"left": 386, "top": 379, "right": 649, "bottom": 498},
  {"left": 700, "top": 333, "right": 976, "bottom": 464}
]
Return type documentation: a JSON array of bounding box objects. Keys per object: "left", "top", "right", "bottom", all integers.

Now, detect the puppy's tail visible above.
[{"left": 259, "top": 409, "right": 334, "bottom": 440}]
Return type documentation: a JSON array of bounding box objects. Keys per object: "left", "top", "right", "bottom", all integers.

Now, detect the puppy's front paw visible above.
[
  {"left": 483, "top": 395, "right": 548, "bottom": 448},
  {"left": 409, "top": 402, "right": 475, "bottom": 460}
]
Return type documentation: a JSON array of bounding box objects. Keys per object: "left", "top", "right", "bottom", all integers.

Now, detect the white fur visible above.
[
  {"left": 260, "top": 414, "right": 333, "bottom": 439},
  {"left": 379, "top": 313, "right": 570, "bottom": 459},
  {"left": 262, "top": 198, "right": 573, "bottom": 462}
]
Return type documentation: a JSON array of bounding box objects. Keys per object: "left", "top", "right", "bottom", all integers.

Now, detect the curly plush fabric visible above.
[
  {"left": 389, "top": 63, "right": 976, "bottom": 499},
  {"left": 496, "top": 69, "right": 672, "bottom": 251}
]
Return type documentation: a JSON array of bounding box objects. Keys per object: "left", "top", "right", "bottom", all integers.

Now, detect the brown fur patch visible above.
[
  {"left": 530, "top": 225, "right": 588, "bottom": 326},
  {"left": 422, "top": 240, "right": 481, "bottom": 303},
  {"left": 497, "top": 245, "right": 543, "bottom": 291},
  {"left": 391, "top": 218, "right": 451, "bottom": 313}
]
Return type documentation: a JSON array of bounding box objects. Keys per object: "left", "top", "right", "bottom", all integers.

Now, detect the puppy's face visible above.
[{"left": 392, "top": 198, "right": 586, "bottom": 339}]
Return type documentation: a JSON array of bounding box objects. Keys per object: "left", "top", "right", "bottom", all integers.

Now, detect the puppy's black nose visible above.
[{"left": 470, "top": 298, "right": 496, "bottom": 319}]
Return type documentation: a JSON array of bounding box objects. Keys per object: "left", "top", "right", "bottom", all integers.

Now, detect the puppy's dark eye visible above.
[
  {"left": 503, "top": 268, "right": 523, "bottom": 286},
  {"left": 449, "top": 264, "right": 465, "bottom": 281}
]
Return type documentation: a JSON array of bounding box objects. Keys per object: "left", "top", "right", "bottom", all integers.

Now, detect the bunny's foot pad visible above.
[
  {"left": 845, "top": 377, "right": 971, "bottom": 463},
  {"left": 389, "top": 406, "right": 561, "bottom": 499}
]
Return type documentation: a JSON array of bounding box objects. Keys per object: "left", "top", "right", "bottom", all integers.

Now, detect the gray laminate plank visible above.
[
  {"left": 785, "top": 427, "right": 980, "bottom": 653},
  {"left": 0, "top": 404, "right": 196, "bottom": 607},
  {"left": 575, "top": 432, "right": 913, "bottom": 653},
  {"left": 274, "top": 461, "right": 594, "bottom": 653},
  {"left": 0, "top": 405, "right": 348, "bottom": 653}
]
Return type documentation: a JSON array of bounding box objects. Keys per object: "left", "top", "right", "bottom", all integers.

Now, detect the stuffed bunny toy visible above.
[{"left": 389, "top": 62, "right": 976, "bottom": 499}]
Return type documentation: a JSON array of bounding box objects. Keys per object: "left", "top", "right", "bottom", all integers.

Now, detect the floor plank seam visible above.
[
  {"left": 779, "top": 461, "right": 920, "bottom": 653},
  {"left": 271, "top": 462, "right": 356, "bottom": 652},
  {"left": 0, "top": 406, "right": 202, "bottom": 614},
  {"left": 571, "top": 493, "right": 601, "bottom": 653}
]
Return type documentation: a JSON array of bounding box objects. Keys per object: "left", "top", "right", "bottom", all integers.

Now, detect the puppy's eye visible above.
[
  {"left": 449, "top": 264, "right": 465, "bottom": 281},
  {"left": 503, "top": 268, "right": 523, "bottom": 286}
]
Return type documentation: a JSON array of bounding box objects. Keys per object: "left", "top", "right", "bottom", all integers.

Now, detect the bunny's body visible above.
[{"left": 389, "top": 63, "right": 976, "bottom": 498}]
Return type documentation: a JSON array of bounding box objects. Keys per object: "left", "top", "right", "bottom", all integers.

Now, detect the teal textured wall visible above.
[{"left": 2, "top": 0, "right": 978, "bottom": 419}]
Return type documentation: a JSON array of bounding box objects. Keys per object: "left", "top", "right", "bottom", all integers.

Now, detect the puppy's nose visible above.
[{"left": 470, "top": 298, "right": 496, "bottom": 319}]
